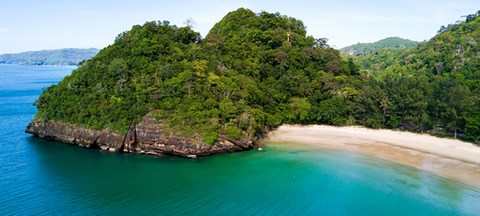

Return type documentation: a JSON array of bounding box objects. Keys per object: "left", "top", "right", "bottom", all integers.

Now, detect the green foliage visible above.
[
  {"left": 35, "top": 9, "right": 353, "bottom": 143},
  {"left": 35, "top": 9, "right": 480, "bottom": 144},
  {"left": 350, "top": 13, "right": 480, "bottom": 142},
  {"left": 285, "top": 97, "right": 312, "bottom": 122},
  {"left": 465, "top": 112, "right": 480, "bottom": 142},
  {"left": 313, "top": 96, "right": 349, "bottom": 125}
]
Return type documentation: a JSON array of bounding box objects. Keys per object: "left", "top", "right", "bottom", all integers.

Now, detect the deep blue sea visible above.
[{"left": 1, "top": 64, "right": 480, "bottom": 215}]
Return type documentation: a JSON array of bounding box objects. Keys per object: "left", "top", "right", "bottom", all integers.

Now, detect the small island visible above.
[{"left": 27, "top": 8, "right": 480, "bottom": 158}]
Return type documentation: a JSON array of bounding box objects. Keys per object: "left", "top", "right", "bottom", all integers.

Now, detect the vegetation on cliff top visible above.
[
  {"left": 35, "top": 8, "right": 357, "bottom": 144},
  {"left": 35, "top": 8, "right": 480, "bottom": 144}
]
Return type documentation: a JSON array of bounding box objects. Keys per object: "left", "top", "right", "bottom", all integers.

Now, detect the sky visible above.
[{"left": 0, "top": 0, "right": 478, "bottom": 53}]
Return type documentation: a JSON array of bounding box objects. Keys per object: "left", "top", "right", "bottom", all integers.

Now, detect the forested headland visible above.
[{"left": 33, "top": 8, "right": 480, "bottom": 145}]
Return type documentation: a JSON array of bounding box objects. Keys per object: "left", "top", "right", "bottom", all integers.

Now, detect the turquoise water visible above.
[{"left": 1, "top": 64, "right": 480, "bottom": 215}]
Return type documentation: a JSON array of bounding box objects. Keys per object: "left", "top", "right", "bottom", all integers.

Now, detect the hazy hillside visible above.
[
  {"left": 341, "top": 37, "right": 418, "bottom": 55},
  {"left": 353, "top": 11, "right": 480, "bottom": 141},
  {"left": 0, "top": 48, "right": 99, "bottom": 65}
]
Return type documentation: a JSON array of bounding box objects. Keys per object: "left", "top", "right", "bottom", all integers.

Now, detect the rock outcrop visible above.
[{"left": 26, "top": 113, "right": 256, "bottom": 158}]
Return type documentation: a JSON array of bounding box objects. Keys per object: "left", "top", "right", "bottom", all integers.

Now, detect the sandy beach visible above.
[{"left": 266, "top": 125, "right": 480, "bottom": 187}]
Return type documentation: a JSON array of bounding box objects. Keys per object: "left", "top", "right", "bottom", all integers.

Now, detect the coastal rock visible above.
[
  {"left": 26, "top": 113, "right": 257, "bottom": 158},
  {"left": 26, "top": 120, "right": 124, "bottom": 151}
]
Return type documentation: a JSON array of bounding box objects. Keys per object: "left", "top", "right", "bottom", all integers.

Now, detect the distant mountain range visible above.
[
  {"left": 341, "top": 37, "right": 418, "bottom": 55},
  {"left": 0, "top": 48, "right": 99, "bottom": 66}
]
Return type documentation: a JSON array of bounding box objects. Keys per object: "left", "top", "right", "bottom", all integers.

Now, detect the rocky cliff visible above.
[{"left": 26, "top": 113, "right": 256, "bottom": 158}]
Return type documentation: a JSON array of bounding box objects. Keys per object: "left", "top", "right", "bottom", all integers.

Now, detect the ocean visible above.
[{"left": 0, "top": 64, "right": 479, "bottom": 215}]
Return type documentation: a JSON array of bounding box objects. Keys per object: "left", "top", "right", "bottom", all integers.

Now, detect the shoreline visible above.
[
  {"left": 26, "top": 117, "right": 256, "bottom": 158},
  {"left": 265, "top": 125, "right": 480, "bottom": 187}
]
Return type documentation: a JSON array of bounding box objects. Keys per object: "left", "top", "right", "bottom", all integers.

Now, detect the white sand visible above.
[{"left": 266, "top": 125, "right": 480, "bottom": 187}]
